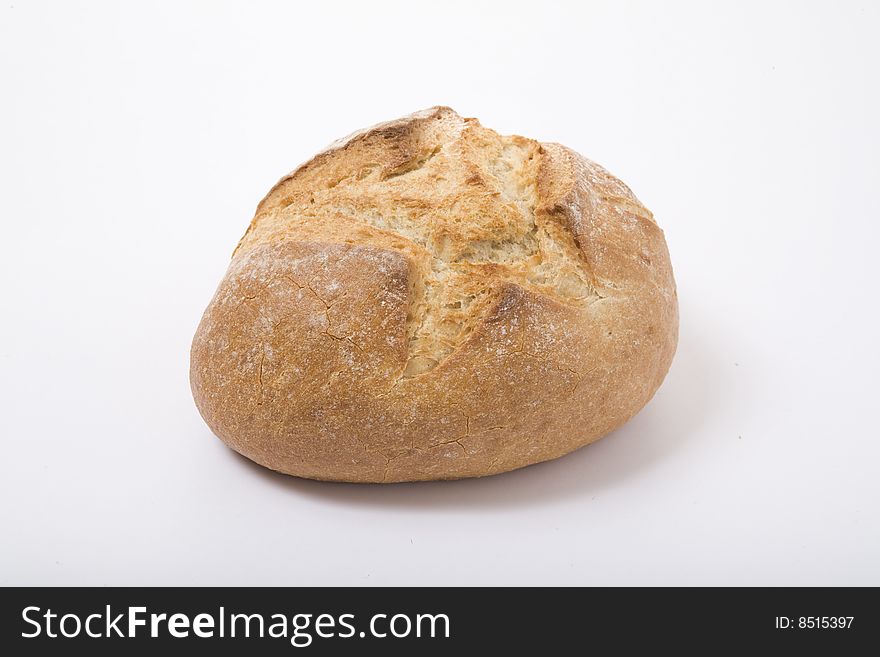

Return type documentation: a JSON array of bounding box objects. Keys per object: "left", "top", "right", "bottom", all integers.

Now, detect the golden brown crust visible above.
[{"left": 191, "top": 107, "right": 678, "bottom": 482}]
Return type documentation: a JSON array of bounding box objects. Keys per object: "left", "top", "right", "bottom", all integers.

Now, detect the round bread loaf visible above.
[{"left": 191, "top": 107, "right": 678, "bottom": 482}]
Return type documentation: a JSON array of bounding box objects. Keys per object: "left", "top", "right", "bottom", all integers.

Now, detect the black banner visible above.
[{"left": 1, "top": 587, "right": 875, "bottom": 653}]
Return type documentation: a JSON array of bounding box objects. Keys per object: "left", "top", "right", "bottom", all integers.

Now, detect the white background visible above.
[{"left": 1, "top": 1, "right": 878, "bottom": 586}]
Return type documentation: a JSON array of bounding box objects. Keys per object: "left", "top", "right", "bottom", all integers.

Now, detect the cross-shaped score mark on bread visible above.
[{"left": 241, "top": 107, "right": 600, "bottom": 378}]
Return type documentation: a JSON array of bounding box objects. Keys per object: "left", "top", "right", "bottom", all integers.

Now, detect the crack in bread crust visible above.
[{"left": 238, "top": 108, "right": 601, "bottom": 376}]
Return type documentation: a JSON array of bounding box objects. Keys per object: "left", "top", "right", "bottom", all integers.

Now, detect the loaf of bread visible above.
[{"left": 191, "top": 107, "right": 677, "bottom": 482}]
